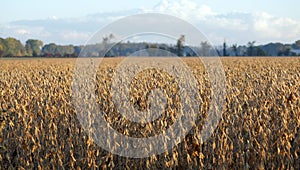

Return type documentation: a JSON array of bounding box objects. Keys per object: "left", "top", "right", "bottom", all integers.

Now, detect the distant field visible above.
[{"left": 0, "top": 57, "right": 299, "bottom": 169}]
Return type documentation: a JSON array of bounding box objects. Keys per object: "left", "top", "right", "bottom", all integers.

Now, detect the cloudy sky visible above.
[{"left": 1, "top": 0, "right": 300, "bottom": 46}]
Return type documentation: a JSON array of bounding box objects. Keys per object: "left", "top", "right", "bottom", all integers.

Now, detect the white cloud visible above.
[
  {"left": 61, "top": 31, "right": 91, "bottom": 44},
  {"left": 15, "top": 29, "right": 29, "bottom": 35},
  {"left": 252, "top": 12, "right": 300, "bottom": 41},
  {"left": 1, "top": 0, "right": 300, "bottom": 45},
  {"left": 147, "top": 0, "right": 300, "bottom": 44},
  {"left": 47, "top": 16, "right": 58, "bottom": 20},
  {"left": 148, "top": 0, "right": 215, "bottom": 20}
]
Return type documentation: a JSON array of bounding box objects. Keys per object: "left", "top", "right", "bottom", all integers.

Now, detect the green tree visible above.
[
  {"left": 62, "top": 45, "right": 75, "bottom": 55},
  {"left": 247, "top": 41, "right": 256, "bottom": 56},
  {"left": 232, "top": 44, "right": 238, "bottom": 56},
  {"left": 25, "top": 39, "right": 43, "bottom": 57},
  {"left": 42, "top": 43, "right": 77, "bottom": 57},
  {"left": 0, "top": 38, "right": 7, "bottom": 57},
  {"left": 4, "top": 37, "right": 26, "bottom": 57},
  {"left": 42, "top": 43, "right": 58, "bottom": 56},
  {"left": 177, "top": 35, "right": 185, "bottom": 56},
  {"left": 284, "top": 47, "right": 291, "bottom": 56},
  {"left": 256, "top": 47, "right": 266, "bottom": 56}
]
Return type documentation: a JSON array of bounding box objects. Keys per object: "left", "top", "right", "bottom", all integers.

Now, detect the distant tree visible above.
[
  {"left": 0, "top": 38, "right": 6, "bottom": 57},
  {"left": 292, "top": 40, "right": 300, "bottom": 49},
  {"left": 4, "top": 37, "right": 26, "bottom": 57},
  {"left": 278, "top": 47, "right": 291, "bottom": 56},
  {"left": 223, "top": 40, "right": 227, "bottom": 56},
  {"left": 146, "top": 43, "right": 158, "bottom": 49},
  {"left": 262, "top": 42, "right": 284, "bottom": 56},
  {"left": 216, "top": 47, "right": 222, "bottom": 56},
  {"left": 145, "top": 44, "right": 149, "bottom": 49},
  {"left": 177, "top": 35, "right": 185, "bottom": 56},
  {"left": 42, "top": 43, "right": 58, "bottom": 56},
  {"left": 232, "top": 44, "right": 238, "bottom": 56},
  {"left": 256, "top": 47, "right": 266, "bottom": 56},
  {"left": 0, "top": 45, "right": 4, "bottom": 57},
  {"left": 284, "top": 47, "right": 291, "bottom": 56},
  {"left": 102, "top": 33, "right": 115, "bottom": 56},
  {"left": 25, "top": 39, "right": 43, "bottom": 57},
  {"left": 109, "top": 33, "right": 115, "bottom": 41},
  {"left": 247, "top": 41, "right": 256, "bottom": 56},
  {"left": 150, "top": 44, "right": 157, "bottom": 49},
  {"left": 102, "top": 33, "right": 115, "bottom": 45},
  {"left": 200, "top": 41, "right": 211, "bottom": 56},
  {"left": 62, "top": 45, "right": 75, "bottom": 55},
  {"left": 118, "top": 42, "right": 123, "bottom": 56},
  {"left": 291, "top": 52, "right": 297, "bottom": 56},
  {"left": 74, "top": 46, "right": 83, "bottom": 56},
  {"left": 42, "top": 43, "right": 76, "bottom": 57},
  {"left": 102, "top": 37, "right": 109, "bottom": 45}
]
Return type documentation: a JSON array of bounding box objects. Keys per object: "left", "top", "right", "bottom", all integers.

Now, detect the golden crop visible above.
[{"left": 0, "top": 57, "right": 299, "bottom": 169}]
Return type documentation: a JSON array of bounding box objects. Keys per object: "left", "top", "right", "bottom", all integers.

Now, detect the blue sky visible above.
[
  {"left": 0, "top": 0, "right": 158, "bottom": 23},
  {"left": 1, "top": 0, "right": 300, "bottom": 45}
]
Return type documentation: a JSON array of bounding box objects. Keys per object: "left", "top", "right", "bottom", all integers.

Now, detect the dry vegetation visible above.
[{"left": 0, "top": 57, "right": 300, "bottom": 169}]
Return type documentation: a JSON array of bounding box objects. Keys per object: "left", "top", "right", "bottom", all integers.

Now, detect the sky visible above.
[{"left": 1, "top": 0, "right": 300, "bottom": 46}]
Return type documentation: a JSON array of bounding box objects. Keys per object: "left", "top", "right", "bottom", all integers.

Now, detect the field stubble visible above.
[{"left": 0, "top": 57, "right": 299, "bottom": 169}]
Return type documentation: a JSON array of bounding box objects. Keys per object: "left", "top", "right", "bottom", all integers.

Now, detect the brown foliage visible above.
[{"left": 0, "top": 57, "right": 299, "bottom": 169}]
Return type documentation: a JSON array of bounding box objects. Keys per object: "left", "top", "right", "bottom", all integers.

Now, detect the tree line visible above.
[
  {"left": 219, "top": 40, "right": 300, "bottom": 57},
  {"left": 0, "top": 37, "right": 83, "bottom": 57},
  {"left": 1, "top": 36, "right": 300, "bottom": 58}
]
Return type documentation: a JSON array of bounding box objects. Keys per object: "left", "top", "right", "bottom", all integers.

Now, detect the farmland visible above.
[{"left": 0, "top": 57, "right": 300, "bottom": 169}]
